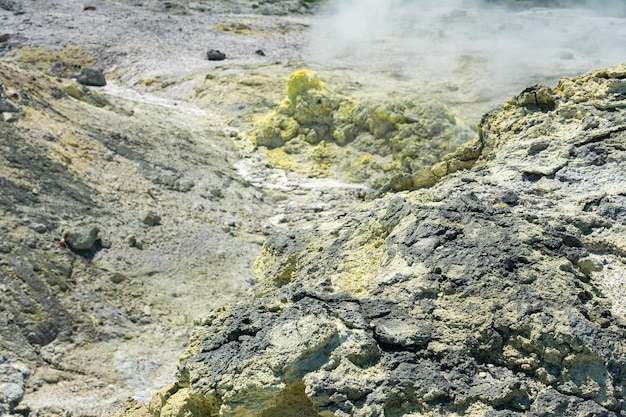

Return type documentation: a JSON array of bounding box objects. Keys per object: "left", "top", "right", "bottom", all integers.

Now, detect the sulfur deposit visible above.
[
  {"left": 144, "top": 64, "right": 626, "bottom": 417},
  {"left": 254, "top": 70, "right": 474, "bottom": 187}
]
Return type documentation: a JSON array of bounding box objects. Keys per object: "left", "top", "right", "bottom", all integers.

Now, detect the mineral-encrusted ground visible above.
[
  {"left": 148, "top": 65, "right": 626, "bottom": 417},
  {"left": 252, "top": 69, "right": 474, "bottom": 188},
  {"left": 0, "top": 1, "right": 625, "bottom": 417}
]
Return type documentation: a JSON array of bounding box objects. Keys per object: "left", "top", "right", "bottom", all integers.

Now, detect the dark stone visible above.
[
  {"left": 0, "top": 99, "right": 18, "bottom": 113},
  {"left": 497, "top": 190, "right": 519, "bottom": 204},
  {"left": 378, "top": 197, "right": 412, "bottom": 232},
  {"left": 529, "top": 388, "right": 615, "bottom": 417},
  {"left": 458, "top": 190, "right": 488, "bottom": 212},
  {"left": 388, "top": 361, "right": 452, "bottom": 401},
  {"left": 207, "top": 49, "right": 226, "bottom": 61},
  {"left": 373, "top": 312, "right": 432, "bottom": 349},
  {"left": 516, "top": 84, "right": 557, "bottom": 111},
  {"left": 77, "top": 68, "right": 106, "bottom": 87},
  {"left": 597, "top": 195, "right": 626, "bottom": 221}
]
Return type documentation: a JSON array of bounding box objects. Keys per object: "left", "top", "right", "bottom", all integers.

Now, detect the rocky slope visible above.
[
  {"left": 0, "top": 1, "right": 384, "bottom": 415},
  {"left": 0, "top": 56, "right": 275, "bottom": 415},
  {"left": 140, "top": 65, "right": 626, "bottom": 417}
]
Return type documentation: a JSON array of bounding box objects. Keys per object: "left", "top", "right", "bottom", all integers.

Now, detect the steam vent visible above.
[{"left": 118, "top": 65, "right": 626, "bottom": 417}]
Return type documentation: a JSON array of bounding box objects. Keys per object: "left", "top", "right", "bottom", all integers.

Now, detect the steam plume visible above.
[{"left": 305, "top": 0, "right": 626, "bottom": 110}]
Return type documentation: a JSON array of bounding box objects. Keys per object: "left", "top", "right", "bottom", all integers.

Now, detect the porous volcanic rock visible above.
[{"left": 146, "top": 64, "right": 626, "bottom": 417}]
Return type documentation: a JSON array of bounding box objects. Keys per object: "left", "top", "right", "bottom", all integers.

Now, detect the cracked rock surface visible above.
[{"left": 151, "top": 65, "right": 626, "bottom": 417}]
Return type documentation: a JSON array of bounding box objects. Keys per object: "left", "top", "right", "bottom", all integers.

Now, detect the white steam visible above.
[{"left": 305, "top": 0, "right": 626, "bottom": 113}]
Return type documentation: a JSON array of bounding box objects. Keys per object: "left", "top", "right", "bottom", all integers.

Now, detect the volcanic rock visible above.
[
  {"left": 0, "top": 0, "right": 17, "bottom": 11},
  {"left": 61, "top": 226, "right": 100, "bottom": 251},
  {"left": 77, "top": 67, "right": 106, "bottom": 87},
  {"left": 142, "top": 211, "right": 162, "bottom": 226},
  {"left": 0, "top": 98, "right": 18, "bottom": 112},
  {"left": 207, "top": 49, "right": 226, "bottom": 61},
  {"left": 148, "top": 64, "right": 626, "bottom": 417},
  {"left": 0, "top": 357, "right": 29, "bottom": 415}
]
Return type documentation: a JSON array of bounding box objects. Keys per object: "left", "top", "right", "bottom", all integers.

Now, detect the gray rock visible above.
[
  {"left": 0, "top": 99, "right": 18, "bottom": 113},
  {"left": 0, "top": 241, "right": 12, "bottom": 253},
  {"left": 0, "top": 360, "right": 29, "bottom": 414},
  {"left": 77, "top": 68, "right": 106, "bottom": 87},
  {"left": 0, "top": 383, "right": 23, "bottom": 408},
  {"left": 24, "top": 236, "right": 37, "bottom": 248},
  {"left": 109, "top": 273, "right": 127, "bottom": 284},
  {"left": 30, "top": 223, "right": 47, "bottom": 233},
  {"left": 207, "top": 49, "right": 226, "bottom": 61},
  {"left": 62, "top": 226, "right": 100, "bottom": 250},
  {"left": 372, "top": 313, "right": 432, "bottom": 348},
  {"left": 0, "top": 0, "right": 18, "bottom": 11},
  {"left": 142, "top": 211, "right": 161, "bottom": 226},
  {"left": 576, "top": 256, "right": 603, "bottom": 276}
]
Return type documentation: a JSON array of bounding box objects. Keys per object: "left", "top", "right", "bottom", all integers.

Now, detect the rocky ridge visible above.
[{"left": 143, "top": 65, "right": 626, "bottom": 417}]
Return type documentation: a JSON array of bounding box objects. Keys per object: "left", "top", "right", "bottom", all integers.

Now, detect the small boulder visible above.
[
  {"left": 142, "top": 211, "right": 161, "bottom": 226},
  {"left": 516, "top": 84, "right": 556, "bottom": 111},
  {"left": 109, "top": 273, "right": 127, "bottom": 284},
  {"left": 576, "top": 256, "right": 603, "bottom": 276},
  {"left": 207, "top": 50, "right": 226, "bottom": 61},
  {"left": 126, "top": 234, "right": 143, "bottom": 249},
  {"left": 77, "top": 68, "right": 106, "bottom": 87},
  {"left": 0, "top": 242, "right": 11, "bottom": 253},
  {"left": 0, "top": 0, "right": 17, "bottom": 11},
  {"left": 0, "top": 33, "right": 9, "bottom": 43},
  {"left": 61, "top": 226, "right": 100, "bottom": 251},
  {"left": 30, "top": 223, "right": 47, "bottom": 233},
  {"left": 3, "top": 112, "right": 19, "bottom": 122}
]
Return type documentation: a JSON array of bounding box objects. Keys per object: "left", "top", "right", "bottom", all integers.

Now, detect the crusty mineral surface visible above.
[
  {"left": 254, "top": 69, "right": 474, "bottom": 188},
  {"left": 149, "top": 65, "right": 626, "bottom": 417},
  {"left": 2, "top": 1, "right": 626, "bottom": 416}
]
